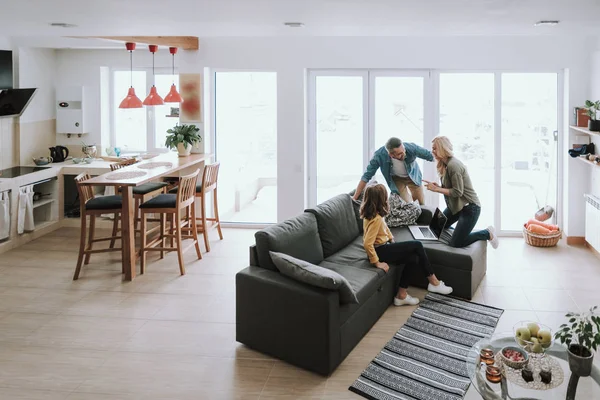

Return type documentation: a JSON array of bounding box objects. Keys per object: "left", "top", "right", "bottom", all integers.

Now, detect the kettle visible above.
[{"left": 49, "top": 146, "right": 69, "bottom": 162}]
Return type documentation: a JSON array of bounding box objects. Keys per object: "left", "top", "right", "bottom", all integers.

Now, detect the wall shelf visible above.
[
  {"left": 569, "top": 125, "right": 600, "bottom": 137},
  {"left": 574, "top": 156, "right": 600, "bottom": 167}
]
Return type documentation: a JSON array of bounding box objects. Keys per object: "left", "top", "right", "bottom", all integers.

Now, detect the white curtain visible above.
[
  {"left": 0, "top": 191, "right": 9, "bottom": 240},
  {"left": 18, "top": 185, "right": 35, "bottom": 234}
]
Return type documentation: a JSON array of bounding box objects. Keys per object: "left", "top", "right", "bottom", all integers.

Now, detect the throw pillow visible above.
[
  {"left": 269, "top": 251, "right": 359, "bottom": 304},
  {"left": 385, "top": 192, "right": 422, "bottom": 227}
]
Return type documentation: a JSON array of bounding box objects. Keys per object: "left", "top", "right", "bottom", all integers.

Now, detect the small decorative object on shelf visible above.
[
  {"left": 81, "top": 141, "right": 97, "bottom": 158},
  {"left": 554, "top": 306, "right": 600, "bottom": 377},
  {"left": 584, "top": 100, "right": 600, "bottom": 131},
  {"left": 521, "top": 365, "right": 534, "bottom": 382}
]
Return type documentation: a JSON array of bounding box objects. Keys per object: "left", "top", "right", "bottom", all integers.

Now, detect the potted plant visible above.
[
  {"left": 554, "top": 306, "right": 600, "bottom": 377},
  {"left": 165, "top": 124, "right": 201, "bottom": 157},
  {"left": 584, "top": 100, "right": 600, "bottom": 131}
]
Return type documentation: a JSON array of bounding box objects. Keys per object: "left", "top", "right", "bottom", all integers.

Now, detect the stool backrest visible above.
[
  {"left": 74, "top": 172, "right": 95, "bottom": 205},
  {"left": 201, "top": 162, "right": 220, "bottom": 195},
  {"left": 177, "top": 169, "right": 201, "bottom": 209},
  {"left": 110, "top": 159, "right": 136, "bottom": 171}
]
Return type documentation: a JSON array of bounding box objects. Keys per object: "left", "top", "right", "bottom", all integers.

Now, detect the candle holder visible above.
[
  {"left": 486, "top": 365, "right": 502, "bottom": 383},
  {"left": 480, "top": 348, "right": 495, "bottom": 365}
]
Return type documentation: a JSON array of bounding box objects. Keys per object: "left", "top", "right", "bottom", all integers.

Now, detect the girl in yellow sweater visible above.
[{"left": 360, "top": 184, "right": 453, "bottom": 306}]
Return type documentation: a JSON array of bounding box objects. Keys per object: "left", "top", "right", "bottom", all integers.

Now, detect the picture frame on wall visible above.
[{"left": 179, "top": 73, "right": 202, "bottom": 123}]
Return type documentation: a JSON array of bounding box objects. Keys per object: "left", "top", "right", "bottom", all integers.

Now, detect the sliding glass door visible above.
[
  {"left": 310, "top": 72, "right": 367, "bottom": 205},
  {"left": 439, "top": 73, "right": 495, "bottom": 228},
  {"left": 500, "top": 73, "right": 558, "bottom": 231},
  {"left": 214, "top": 71, "right": 277, "bottom": 224},
  {"left": 371, "top": 72, "right": 428, "bottom": 190},
  {"left": 308, "top": 70, "right": 428, "bottom": 206}
]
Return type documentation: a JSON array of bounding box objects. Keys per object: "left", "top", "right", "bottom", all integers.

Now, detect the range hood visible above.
[{"left": 0, "top": 88, "right": 37, "bottom": 118}]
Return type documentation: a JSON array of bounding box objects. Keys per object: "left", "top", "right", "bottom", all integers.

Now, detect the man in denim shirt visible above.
[{"left": 352, "top": 137, "right": 433, "bottom": 204}]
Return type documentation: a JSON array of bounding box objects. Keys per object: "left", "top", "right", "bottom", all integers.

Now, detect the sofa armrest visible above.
[
  {"left": 417, "top": 205, "right": 435, "bottom": 224},
  {"left": 236, "top": 266, "right": 341, "bottom": 376}
]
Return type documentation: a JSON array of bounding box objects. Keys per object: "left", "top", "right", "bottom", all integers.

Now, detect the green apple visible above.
[
  {"left": 515, "top": 327, "right": 531, "bottom": 342},
  {"left": 527, "top": 322, "right": 540, "bottom": 338},
  {"left": 531, "top": 337, "right": 539, "bottom": 344},
  {"left": 531, "top": 342, "right": 544, "bottom": 353},
  {"left": 538, "top": 330, "right": 552, "bottom": 346}
]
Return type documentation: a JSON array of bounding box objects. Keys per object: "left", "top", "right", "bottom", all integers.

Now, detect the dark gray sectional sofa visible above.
[{"left": 236, "top": 193, "right": 486, "bottom": 376}]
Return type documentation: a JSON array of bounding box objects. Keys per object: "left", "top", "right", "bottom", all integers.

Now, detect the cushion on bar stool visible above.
[
  {"left": 139, "top": 194, "right": 177, "bottom": 209},
  {"left": 85, "top": 195, "right": 123, "bottom": 211},
  {"left": 118, "top": 182, "right": 168, "bottom": 196},
  {"left": 169, "top": 183, "right": 202, "bottom": 194}
]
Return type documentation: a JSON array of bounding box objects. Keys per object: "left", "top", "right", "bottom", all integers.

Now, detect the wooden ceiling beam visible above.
[{"left": 70, "top": 36, "right": 199, "bottom": 50}]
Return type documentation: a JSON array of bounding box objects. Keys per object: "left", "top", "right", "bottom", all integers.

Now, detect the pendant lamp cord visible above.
[
  {"left": 152, "top": 52, "right": 156, "bottom": 85},
  {"left": 129, "top": 50, "right": 133, "bottom": 88},
  {"left": 172, "top": 54, "right": 175, "bottom": 84}
]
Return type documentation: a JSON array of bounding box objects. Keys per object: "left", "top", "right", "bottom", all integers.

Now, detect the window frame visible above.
[{"left": 110, "top": 67, "right": 179, "bottom": 154}]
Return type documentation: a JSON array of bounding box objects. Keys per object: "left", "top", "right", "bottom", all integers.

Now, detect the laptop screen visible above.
[{"left": 429, "top": 208, "right": 448, "bottom": 238}]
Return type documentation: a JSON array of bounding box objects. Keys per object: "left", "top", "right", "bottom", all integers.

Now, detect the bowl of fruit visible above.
[
  {"left": 499, "top": 346, "right": 529, "bottom": 369},
  {"left": 514, "top": 321, "right": 553, "bottom": 355}
]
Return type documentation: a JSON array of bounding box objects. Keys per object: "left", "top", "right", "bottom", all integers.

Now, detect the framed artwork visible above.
[{"left": 179, "top": 73, "right": 202, "bottom": 122}]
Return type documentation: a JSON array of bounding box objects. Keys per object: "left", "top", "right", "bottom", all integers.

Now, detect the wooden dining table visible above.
[{"left": 80, "top": 152, "right": 214, "bottom": 281}]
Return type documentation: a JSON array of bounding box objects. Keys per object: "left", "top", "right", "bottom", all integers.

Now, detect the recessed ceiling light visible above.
[
  {"left": 534, "top": 20, "right": 559, "bottom": 26},
  {"left": 283, "top": 22, "right": 304, "bottom": 28},
  {"left": 49, "top": 22, "right": 77, "bottom": 28}
]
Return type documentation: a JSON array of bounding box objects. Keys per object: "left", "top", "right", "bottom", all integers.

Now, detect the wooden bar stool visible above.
[
  {"left": 169, "top": 162, "right": 223, "bottom": 252},
  {"left": 139, "top": 169, "right": 202, "bottom": 275},
  {"left": 196, "top": 162, "right": 223, "bottom": 252},
  {"left": 73, "top": 172, "right": 123, "bottom": 280},
  {"left": 110, "top": 160, "right": 168, "bottom": 233}
]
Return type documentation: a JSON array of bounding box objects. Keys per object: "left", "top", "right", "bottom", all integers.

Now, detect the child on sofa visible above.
[{"left": 360, "top": 183, "right": 453, "bottom": 306}]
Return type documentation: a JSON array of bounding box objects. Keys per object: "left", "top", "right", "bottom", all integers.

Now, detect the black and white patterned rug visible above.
[{"left": 349, "top": 293, "right": 504, "bottom": 400}]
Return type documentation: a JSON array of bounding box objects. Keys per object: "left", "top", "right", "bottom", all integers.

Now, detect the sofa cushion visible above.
[
  {"left": 270, "top": 252, "right": 358, "bottom": 304},
  {"left": 305, "top": 194, "right": 360, "bottom": 258},
  {"left": 390, "top": 226, "right": 483, "bottom": 271},
  {"left": 255, "top": 212, "right": 324, "bottom": 271},
  {"left": 318, "top": 260, "right": 381, "bottom": 305}
]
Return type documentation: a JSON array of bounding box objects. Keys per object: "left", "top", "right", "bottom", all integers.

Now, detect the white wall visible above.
[
  {"left": 56, "top": 36, "right": 592, "bottom": 228},
  {"left": 17, "top": 47, "right": 56, "bottom": 123},
  {"left": 589, "top": 44, "right": 600, "bottom": 201}
]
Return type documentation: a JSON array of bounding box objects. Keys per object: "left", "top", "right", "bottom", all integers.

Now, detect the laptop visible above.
[{"left": 409, "top": 208, "right": 448, "bottom": 241}]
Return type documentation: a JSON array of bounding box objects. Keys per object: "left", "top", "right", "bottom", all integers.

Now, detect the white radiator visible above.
[{"left": 585, "top": 194, "right": 600, "bottom": 252}]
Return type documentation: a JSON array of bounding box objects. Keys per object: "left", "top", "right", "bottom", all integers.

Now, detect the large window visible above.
[
  {"left": 308, "top": 69, "right": 560, "bottom": 234},
  {"left": 214, "top": 71, "right": 277, "bottom": 224},
  {"left": 112, "top": 71, "right": 179, "bottom": 153}
]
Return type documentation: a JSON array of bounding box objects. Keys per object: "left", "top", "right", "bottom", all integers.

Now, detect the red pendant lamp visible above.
[
  {"left": 143, "top": 45, "right": 164, "bottom": 106},
  {"left": 163, "top": 47, "right": 183, "bottom": 103},
  {"left": 119, "top": 42, "right": 143, "bottom": 109}
]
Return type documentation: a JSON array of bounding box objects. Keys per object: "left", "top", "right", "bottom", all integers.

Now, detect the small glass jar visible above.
[
  {"left": 540, "top": 364, "right": 552, "bottom": 384},
  {"left": 486, "top": 365, "right": 502, "bottom": 383},
  {"left": 480, "top": 348, "right": 495, "bottom": 365}
]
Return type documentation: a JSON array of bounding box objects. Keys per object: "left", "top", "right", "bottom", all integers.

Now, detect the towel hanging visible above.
[{"left": 18, "top": 185, "right": 35, "bottom": 234}]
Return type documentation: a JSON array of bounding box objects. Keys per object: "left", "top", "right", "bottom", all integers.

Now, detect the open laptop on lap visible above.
[{"left": 409, "top": 208, "right": 449, "bottom": 241}]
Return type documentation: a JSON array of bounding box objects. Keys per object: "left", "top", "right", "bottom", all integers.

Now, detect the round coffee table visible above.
[{"left": 466, "top": 333, "right": 600, "bottom": 399}]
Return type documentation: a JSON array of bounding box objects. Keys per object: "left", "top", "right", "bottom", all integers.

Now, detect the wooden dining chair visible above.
[
  {"left": 139, "top": 169, "right": 202, "bottom": 275},
  {"left": 73, "top": 172, "right": 123, "bottom": 280},
  {"left": 110, "top": 159, "right": 168, "bottom": 232}
]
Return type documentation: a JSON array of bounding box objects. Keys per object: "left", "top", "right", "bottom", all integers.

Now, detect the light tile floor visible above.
[{"left": 0, "top": 228, "right": 598, "bottom": 399}]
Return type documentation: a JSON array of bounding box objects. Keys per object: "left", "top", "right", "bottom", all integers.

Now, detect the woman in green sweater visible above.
[{"left": 424, "top": 136, "right": 499, "bottom": 249}]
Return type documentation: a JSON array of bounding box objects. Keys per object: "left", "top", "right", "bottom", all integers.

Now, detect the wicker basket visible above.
[{"left": 522, "top": 224, "right": 562, "bottom": 247}]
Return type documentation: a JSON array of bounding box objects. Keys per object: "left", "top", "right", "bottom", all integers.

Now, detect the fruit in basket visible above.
[
  {"left": 516, "top": 327, "right": 532, "bottom": 342},
  {"left": 527, "top": 322, "right": 541, "bottom": 337},
  {"left": 538, "top": 330, "right": 552, "bottom": 347},
  {"left": 530, "top": 338, "right": 544, "bottom": 353}
]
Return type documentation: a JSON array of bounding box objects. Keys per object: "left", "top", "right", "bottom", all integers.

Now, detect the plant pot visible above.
[
  {"left": 589, "top": 119, "right": 600, "bottom": 132},
  {"left": 176, "top": 143, "right": 192, "bottom": 157},
  {"left": 567, "top": 344, "right": 594, "bottom": 377}
]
